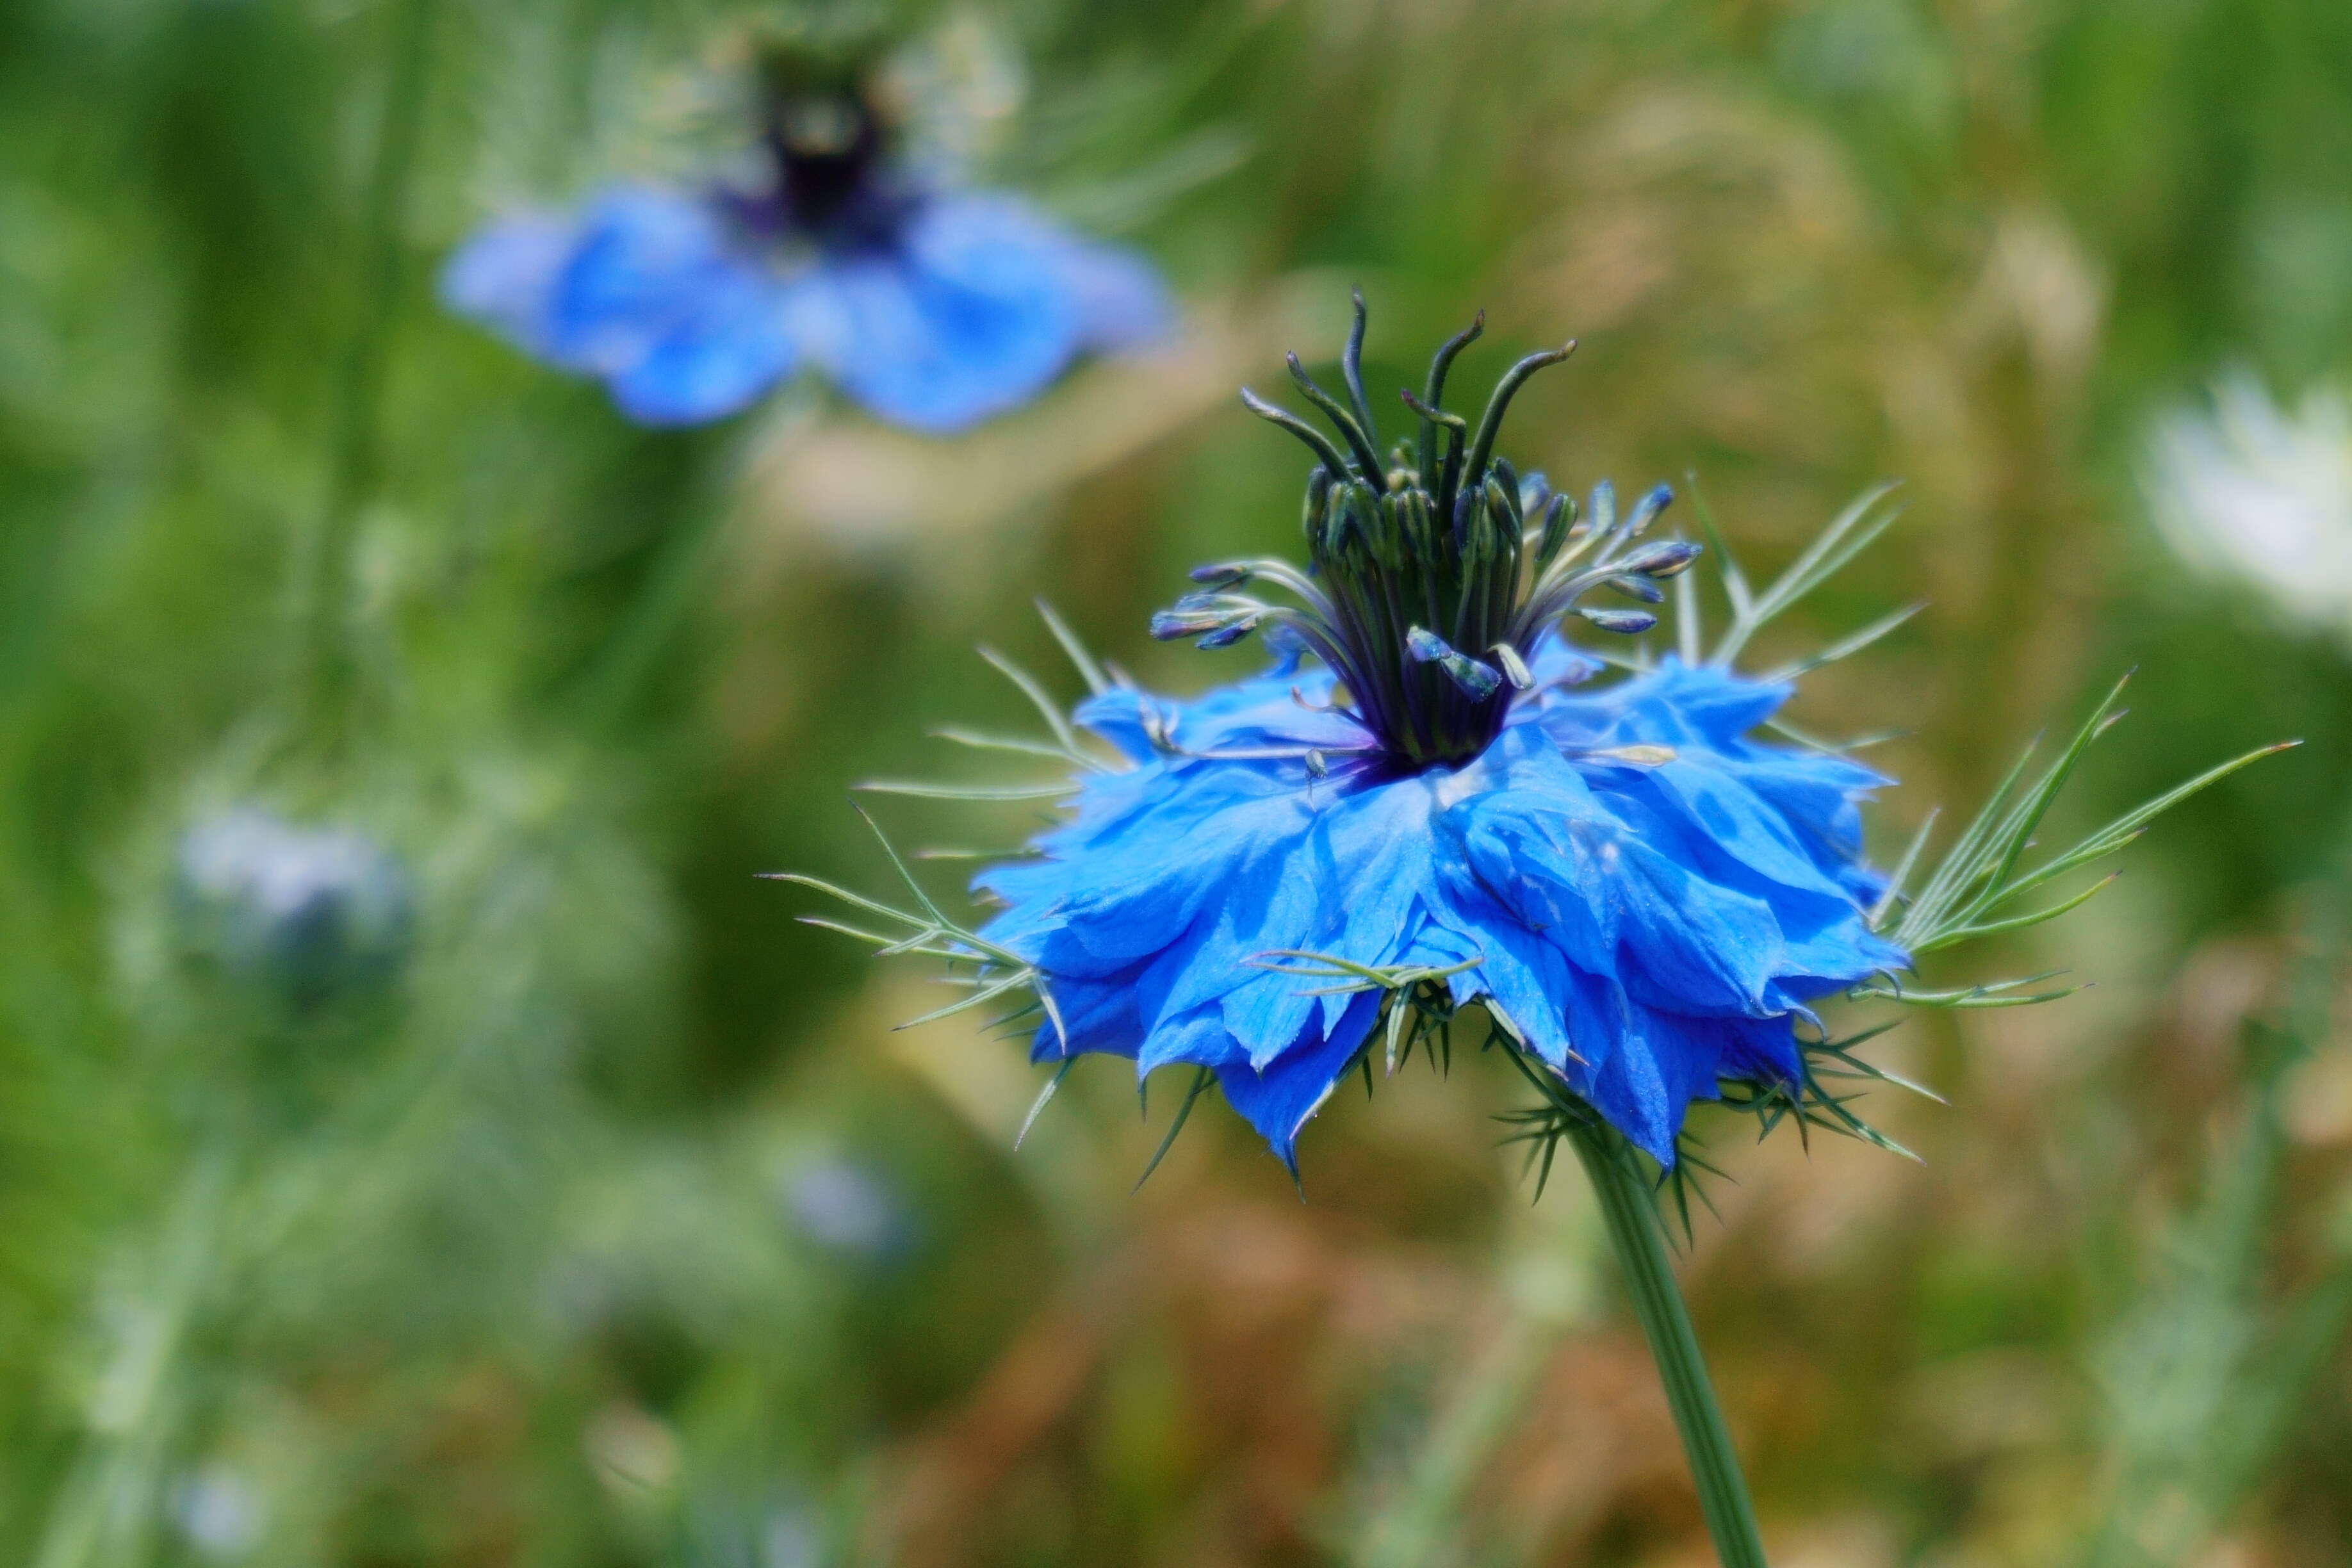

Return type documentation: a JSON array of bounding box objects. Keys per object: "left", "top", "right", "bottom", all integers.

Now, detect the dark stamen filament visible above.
[{"left": 1162, "top": 303, "right": 1694, "bottom": 771}]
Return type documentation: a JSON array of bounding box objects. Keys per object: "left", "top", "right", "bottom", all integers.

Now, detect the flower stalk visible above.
[
  {"left": 1568, "top": 1116, "right": 1770, "bottom": 1568},
  {"left": 297, "top": 0, "right": 438, "bottom": 736}
]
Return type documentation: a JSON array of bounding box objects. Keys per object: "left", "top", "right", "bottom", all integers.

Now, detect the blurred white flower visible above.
[{"left": 2146, "top": 372, "right": 2352, "bottom": 638}]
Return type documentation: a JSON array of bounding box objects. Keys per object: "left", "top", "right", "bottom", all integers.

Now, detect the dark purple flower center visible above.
[
  {"left": 739, "top": 49, "right": 911, "bottom": 250},
  {"left": 1154, "top": 298, "right": 1697, "bottom": 771}
]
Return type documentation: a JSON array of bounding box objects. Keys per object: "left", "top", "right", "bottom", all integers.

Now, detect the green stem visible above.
[
  {"left": 34, "top": 1138, "right": 234, "bottom": 1568},
  {"left": 1351, "top": 1307, "right": 1560, "bottom": 1568},
  {"left": 568, "top": 446, "right": 738, "bottom": 738},
  {"left": 293, "top": 0, "right": 437, "bottom": 733},
  {"left": 1569, "top": 1118, "right": 1769, "bottom": 1567}
]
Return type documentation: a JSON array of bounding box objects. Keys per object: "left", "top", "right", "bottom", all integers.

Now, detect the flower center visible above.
[
  {"left": 753, "top": 51, "right": 901, "bottom": 246},
  {"left": 1153, "top": 297, "right": 1699, "bottom": 771}
]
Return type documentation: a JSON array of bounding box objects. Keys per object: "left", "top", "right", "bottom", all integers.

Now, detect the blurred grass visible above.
[{"left": 1, "top": 0, "right": 2349, "bottom": 1564}]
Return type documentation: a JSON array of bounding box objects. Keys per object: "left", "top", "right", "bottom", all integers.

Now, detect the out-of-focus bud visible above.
[
  {"left": 173, "top": 809, "right": 412, "bottom": 1008},
  {"left": 780, "top": 1157, "right": 913, "bottom": 1265}
]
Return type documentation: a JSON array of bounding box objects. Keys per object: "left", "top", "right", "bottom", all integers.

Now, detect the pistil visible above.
[{"left": 1155, "top": 297, "right": 1701, "bottom": 771}]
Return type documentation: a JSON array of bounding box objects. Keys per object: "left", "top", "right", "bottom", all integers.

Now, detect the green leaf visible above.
[
  {"left": 1133, "top": 1066, "right": 1216, "bottom": 1191},
  {"left": 1035, "top": 599, "right": 1111, "bottom": 697},
  {"left": 1711, "top": 482, "right": 1900, "bottom": 667},
  {"left": 1889, "top": 671, "right": 2294, "bottom": 958}
]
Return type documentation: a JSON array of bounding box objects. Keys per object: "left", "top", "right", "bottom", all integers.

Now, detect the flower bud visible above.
[{"left": 174, "top": 809, "right": 412, "bottom": 1009}]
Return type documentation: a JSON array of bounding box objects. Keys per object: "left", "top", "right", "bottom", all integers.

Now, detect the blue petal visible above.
[
  {"left": 1057, "top": 240, "right": 1173, "bottom": 352},
  {"left": 602, "top": 263, "right": 801, "bottom": 425},
  {"left": 439, "top": 211, "right": 575, "bottom": 350},
  {"left": 1071, "top": 689, "right": 1168, "bottom": 765},
  {"left": 980, "top": 654, "right": 1907, "bottom": 1170},
  {"left": 785, "top": 195, "right": 1086, "bottom": 432},
  {"left": 443, "top": 186, "right": 796, "bottom": 425},
  {"left": 1213, "top": 987, "right": 1382, "bottom": 1169},
  {"left": 1445, "top": 742, "right": 1790, "bottom": 1017}
]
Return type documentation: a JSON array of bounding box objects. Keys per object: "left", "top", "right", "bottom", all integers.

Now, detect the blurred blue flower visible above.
[
  {"left": 171, "top": 1464, "right": 262, "bottom": 1560},
  {"left": 174, "top": 808, "right": 412, "bottom": 1008},
  {"left": 779, "top": 1156, "right": 913, "bottom": 1266},
  {"left": 441, "top": 56, "right": 1168, "bottom": 431},
  {"left": 675, "top": 1487, "right": 825, "bottom": 1568},
  {"left": 971, "top": 303, "right": 1906, "bottom": 1169}
]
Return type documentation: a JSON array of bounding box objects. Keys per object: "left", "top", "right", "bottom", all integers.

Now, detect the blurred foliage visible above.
[{"left": 0, "top": 0, "right": 2348, "bottom": 1564}]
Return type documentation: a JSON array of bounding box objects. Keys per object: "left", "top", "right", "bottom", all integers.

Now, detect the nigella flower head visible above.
[
  {"left": 965, "top": 302, "right": 1907, "bottom": 1168},
  {"left": 790, "top": 298, "right": 2282, "bottom": 1190},
  {"left": 785, "top": 300, "right": 2288, "bottom": 1567},
  {"left": 174, "top": 808, "right": 413, "bottom": 1009},
  {"left": 442, "top": 39, "right": 1169, "bottom": 430}
]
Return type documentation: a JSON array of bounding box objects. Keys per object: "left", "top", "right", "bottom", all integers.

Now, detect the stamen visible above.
[
  {"left": 1492, "top": 643, "right": 1534, "bottom": 690},
  {"left": 1622, "top": 482, "right": 1674, "bottom": 538},
  {"left": 1578, "top": 607, "right": 1657, "bottom": 635},
  {"left": 1531, "top": 493, "right": 1574, "bottom": 570},
  {"left": 1617, "top": 539, "right": 1702, "bottom": 577},
  {"left": 1407, "top": 627, "right": 1503, "bottom": 699}
]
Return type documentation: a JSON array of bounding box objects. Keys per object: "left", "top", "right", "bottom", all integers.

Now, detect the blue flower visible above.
[
  {"left": 780, "top": 1156, "right": 916, "bottom": 1267},
  {"left": 970, "top": 302, "right": 1907, "bottom": 1170},
  {"left": 441, "top": 56, "right": 1168, "bottom": 431}
]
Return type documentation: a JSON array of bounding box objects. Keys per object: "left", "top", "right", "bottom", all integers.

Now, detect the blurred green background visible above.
[{"left": 3, "top": 0, "right": 2349, "bottom": 1564}]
